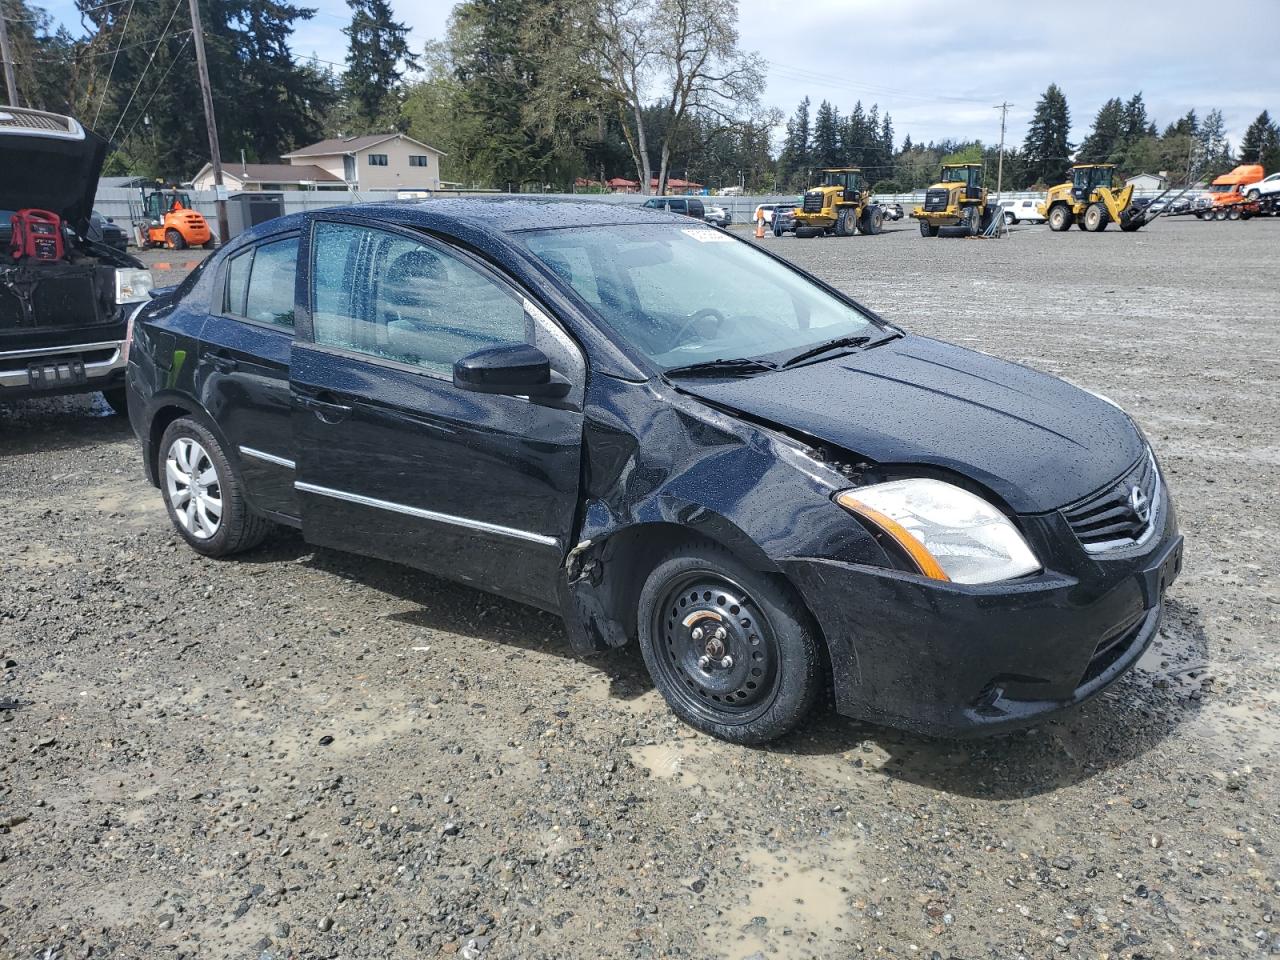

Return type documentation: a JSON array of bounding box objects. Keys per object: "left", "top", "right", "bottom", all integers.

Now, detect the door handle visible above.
[
  {"left": 298, "top": 393, "right": 352, "bottom": 424},
  {"left": 211, "top": 354, "right": 238, "bottom": 373}
]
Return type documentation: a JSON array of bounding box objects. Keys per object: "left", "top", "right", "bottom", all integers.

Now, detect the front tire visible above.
[
  {"left": 165, "top": 228, "right": 187, "bottom": 250},
  {"left": 158, "top": 418, "right": 271, "bottom": 557},
  {"left": 835, "top": 207, "right": 857, "bottom": 237},
  {"left": 1084, "top": 202, "right": 1109, "bottom": 231},
  {"left": 637, "top": 541, "right": 822, "bottom": 744},
  {"left": 1048, "top": 205, "right": 1074, "bottom": 231}
]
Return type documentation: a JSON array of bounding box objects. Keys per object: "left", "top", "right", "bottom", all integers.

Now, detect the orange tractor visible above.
[{"left": 136, "top": 185, "right": 213, "bottom": 249}]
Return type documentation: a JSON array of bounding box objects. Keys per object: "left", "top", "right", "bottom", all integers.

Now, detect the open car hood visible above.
[{"left": 0, "top": 107, "right": 108, "bottom": 238}]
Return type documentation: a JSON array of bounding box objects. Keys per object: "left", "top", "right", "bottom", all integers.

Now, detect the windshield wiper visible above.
[
  {"left": 781, "top": 335, "right": 871, "bottom": 368},
  {"left": 663, "top": 357, "right": 778, "bottom": 378}
]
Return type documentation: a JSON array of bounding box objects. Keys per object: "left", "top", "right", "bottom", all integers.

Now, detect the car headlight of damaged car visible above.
[{"left": 835, "top": 479, "right": 1041, "bottom": 584}]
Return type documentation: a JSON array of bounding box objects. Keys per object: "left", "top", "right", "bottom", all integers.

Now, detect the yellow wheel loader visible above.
[
  {"left": 1039, "top": 164, "right": 1147, "bottom": 233},
  {"left": 911, "top": 163, "right": 996, "bottom": 237},
  {"left": 792, "top": 168, "right": 884, "bottom": 238}
]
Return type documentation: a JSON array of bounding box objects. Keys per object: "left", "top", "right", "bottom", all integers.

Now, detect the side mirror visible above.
[
  {"left": 453, "top": 343, "right": 570, "bottom": 400},
  {"left": 106, "top": 217, "right": 115, "bottom": 223}
]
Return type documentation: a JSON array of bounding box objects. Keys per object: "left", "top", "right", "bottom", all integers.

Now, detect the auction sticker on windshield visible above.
[{"left": 681, "top": 228, "right": 733, "bottom": 242}]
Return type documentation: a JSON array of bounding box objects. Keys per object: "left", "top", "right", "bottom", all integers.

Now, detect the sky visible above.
[{"left": 39, "top": 0, "right": 1280, "bottom": 152}]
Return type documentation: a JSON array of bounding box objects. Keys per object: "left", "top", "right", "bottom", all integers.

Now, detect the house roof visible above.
[
  {"left": 281, "top": 133, "right": 445, "bottom": 159},
  {"left": 193, "top": 162, "right": 344, "bottom": 185},
  {"left": 227, "top": 163, "right": 342, "bottom": 184}
]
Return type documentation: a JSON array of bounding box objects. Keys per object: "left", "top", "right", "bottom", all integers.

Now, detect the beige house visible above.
[
  {"left": 280, "top": 134, "right": 445, "bottom": 192},
  {"left": 191, "top": 162, "right": 346, "bottom": 192}
]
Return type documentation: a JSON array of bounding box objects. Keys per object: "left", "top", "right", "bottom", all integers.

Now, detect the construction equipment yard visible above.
[{"left": 2, "top": 217, "right": 1278, "bottom": 959}]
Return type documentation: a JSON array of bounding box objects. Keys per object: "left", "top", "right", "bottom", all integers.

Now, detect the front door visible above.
[
  {"left": 196, "top": 232, "right": 300, "bottom": 519},
  {"left": 290, "top": 218, "right": 585, "bottom": 609}
]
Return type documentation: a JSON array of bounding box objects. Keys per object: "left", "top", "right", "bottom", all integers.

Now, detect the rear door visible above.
[
  {"left": 196, "top": 233, "right": 299, "bottom": 519},
  {"left": 290, "top": 218, "right": 586, "bottom": 608}
]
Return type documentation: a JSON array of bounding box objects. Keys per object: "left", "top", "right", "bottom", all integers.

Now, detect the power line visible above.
[
  {"left": 114, "top": 29, "right": 189, "bottom": 147},
  {"left": 106, "top": 0, "right": 183, "bottom": 143},
  {"left": 92, "top": 0, "right": 133, "bottom": 126},
  {"left": 10, "top": 29, "right": 191, "bottom": 64}
]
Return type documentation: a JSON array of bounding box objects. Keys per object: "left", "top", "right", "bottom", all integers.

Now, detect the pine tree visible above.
[
  {"left": 1240, "top": 111, "right": 1279, "bottom": 168},
  {"left": 1198, "top": 108, "right": 1232, "bottom": 177},
  {"left": 811, "top": 100, "right": 841, "bottom": 169},
  {"left": 1077, "top": 98, "right": 1124, "bottom": 163},
  {"left": 342, "top": 0, "right": 419, "bottom": 129},
  {"left": 779, "top": 97, "right": 810, "bottom": 187},
  {"left": 1021, "top": 83, "right": 1072, "bottom": 186},
  {"left": 880, "top": 112, "right": 894, "bottom": 161}
]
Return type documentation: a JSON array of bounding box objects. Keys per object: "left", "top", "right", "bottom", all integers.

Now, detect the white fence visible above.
[{"left": 91, "top": 185, "right": 1205, "bottom": 243}]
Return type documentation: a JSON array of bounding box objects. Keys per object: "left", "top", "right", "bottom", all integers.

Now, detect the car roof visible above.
[{"left": 322, "top": 197, "right": 690, "bottom": 233}]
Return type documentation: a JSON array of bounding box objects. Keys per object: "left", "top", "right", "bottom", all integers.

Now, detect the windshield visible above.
[
  {"left": 522, "top": 224, "right": 879, "bottom": 370},
  {"left": 1208, "top": 184, "right": 1236, "bottom": 193},
  {"left": 941, "top": 166, "right": 979, "bottom": 186}
]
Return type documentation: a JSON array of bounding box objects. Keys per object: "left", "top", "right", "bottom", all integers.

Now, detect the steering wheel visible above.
[{"left": 671, "top": 307, "right": 729, "bottom": 347}]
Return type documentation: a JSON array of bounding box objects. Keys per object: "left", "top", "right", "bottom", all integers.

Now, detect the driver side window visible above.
[{"left": 311, "top": 221, "right": 532, "bottom": 377}]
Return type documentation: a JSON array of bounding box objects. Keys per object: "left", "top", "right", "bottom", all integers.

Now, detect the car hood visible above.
[
  {"left": 0, "top": 110, "right": 107, "bottom": 237},
  {"left": 679, "top": 335, "right": 1144, "bottom": 514}
]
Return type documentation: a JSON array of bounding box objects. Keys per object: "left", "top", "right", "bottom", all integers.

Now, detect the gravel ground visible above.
[{"left": 2, "top": 217, "right": 1278, "bottom": 960}]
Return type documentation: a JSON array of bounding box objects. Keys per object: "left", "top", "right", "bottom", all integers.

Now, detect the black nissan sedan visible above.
[{"left": 125, "top": 199, "right": 1182, "bottom": 744}]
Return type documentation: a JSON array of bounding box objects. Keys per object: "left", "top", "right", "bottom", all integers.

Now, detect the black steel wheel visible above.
[{"left": 637, "top": 541, "right": 821, "bottom": 743}]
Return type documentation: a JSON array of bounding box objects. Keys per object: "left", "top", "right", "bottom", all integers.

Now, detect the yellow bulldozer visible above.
[
  {"left": 1039, "top": 163, "right": 1146, "bottom": 232},
  {"left": 911, "top": 163, "right": 995, "bottom": 237},
  {"left": 792, "top": 167, "right": 884, "bottom": 237}
]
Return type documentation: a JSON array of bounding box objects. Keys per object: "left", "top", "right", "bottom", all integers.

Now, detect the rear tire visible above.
[
  {"left": 165, "top": 228, "right": 186, "bottom": 250},
  {"left": 158, "top": 417, "right": 272, "bottom": 557},
  {"left": 1214, "top": 208, "right": 1228, "bottom": 221},
  {"left": 1048, "top": 205, "right": 1074, "bottom": 231},
  {"left": 637, "top": 540, "right": 822, "bottom": 744}
]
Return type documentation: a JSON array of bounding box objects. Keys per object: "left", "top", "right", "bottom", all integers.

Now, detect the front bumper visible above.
[
  {"left": 781, "top": 505, "right": 1182, "bottom": 738},
  {"left": 0, "top": 338, "right": 127, "bottom": 399}
]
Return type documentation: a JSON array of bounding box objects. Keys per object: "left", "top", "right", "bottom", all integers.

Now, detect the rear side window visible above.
[
  {"left": 686, "top": 199, "right": 704, "bottom": 218},
  {"left": 668, "top": 199, "right": 686, "bottom": 214},
  {"left": 224, "top": 252, "right": 251, "bottom": 316},
  {"left": 310, "top": 221, "right": 531, "bottom": 377},
  {"left": 221, "top": 237, "right": 297, "bottom": 327}
]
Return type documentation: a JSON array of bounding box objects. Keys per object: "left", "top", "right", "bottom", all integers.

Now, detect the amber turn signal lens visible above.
[{"left": 834, "top": 491, "right": 951, "bottom": 582}]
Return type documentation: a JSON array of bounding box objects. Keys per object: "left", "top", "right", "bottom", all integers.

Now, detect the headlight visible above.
[
  {"left": 115, "top": 268, "right": 153, "bottom": 304},
  {"left": 835, "top": 479, "right": 1041, "bottom": 584}
]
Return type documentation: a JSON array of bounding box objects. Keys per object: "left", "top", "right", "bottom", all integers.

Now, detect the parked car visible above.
[
  {"left": 127, "top": 198, "right": 1182, "bottom": 744},
  {"left": 998, "top": 198, "right": 1047, "bottom": 224},
  {"left": 1244, "top": 171, "right": 1280, "bottom": 201},
  {"left": 771, "top": 204, "right": 798, "bottom": 236},
  {"left": 880, "top": 202, "right": 904, "bottom": 221},
  {"left": 90, "top": 210, "right": 130, "bottom": 253},
  {"left": 702, "top": 204, "right": 732, "bottom": 228},
  {"left": 1, "top": 107, "right": 153, "bottom": 413},
  {"left": 641, "top": 196, "right": 705, "bottom": 220}
]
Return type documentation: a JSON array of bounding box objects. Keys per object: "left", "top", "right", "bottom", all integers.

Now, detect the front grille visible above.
[
  {"left": 1062, "top": 451, "right": 1159, "bottom": 552},
  {"left": 802, "top": 191, "right": 825, "bottom": 213},
  {"left": 923, "top": 188, "right": 950, "bottom": 212},
  {"left": 1080, "top": 615, "right": 1145, "bottom": 686}
]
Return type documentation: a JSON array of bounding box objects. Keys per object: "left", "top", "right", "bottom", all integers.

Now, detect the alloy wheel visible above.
[
  {"left": 650, "top": 572, "right": 781, "bottom": 724},
  {"left": 165, "top": 437, "right": 222, "bottom": 539}
]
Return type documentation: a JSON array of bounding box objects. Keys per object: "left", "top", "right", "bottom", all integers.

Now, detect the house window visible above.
[
  {"left": 368, "top": 154, "right": 388, "bottom": 167},
  {"left": 409, "top": 155, "right": 429, "bottom": 167}
]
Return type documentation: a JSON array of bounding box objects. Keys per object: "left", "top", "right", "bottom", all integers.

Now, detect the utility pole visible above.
[
  {"left": 187, "top": 0, "right": 228, "bottom": 246},
  {"left": 0, "top": 5, "right": 20, "bottom": 107},
  {"left": 993, "top": 101, "right": 1013, "bottom": 236}
]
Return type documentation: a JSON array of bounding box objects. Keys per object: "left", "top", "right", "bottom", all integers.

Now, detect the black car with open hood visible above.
[{"left": 0, "top": 106, "right": 151, "bottom": 411}]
